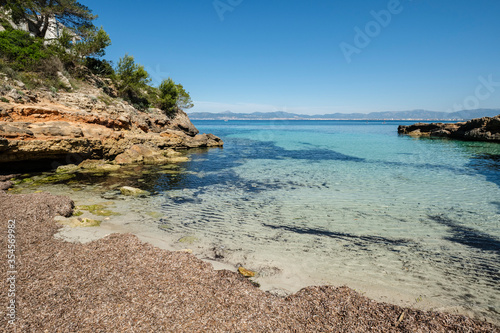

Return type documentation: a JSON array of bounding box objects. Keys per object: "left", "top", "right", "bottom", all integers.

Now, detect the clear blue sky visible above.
[{"left": 81, "top": 0, "right": 500, "bottom": 114}]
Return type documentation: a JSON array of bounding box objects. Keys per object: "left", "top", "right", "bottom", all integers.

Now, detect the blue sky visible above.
[{"left": 81, "top": 0, "right": 500, "bottom": 114}]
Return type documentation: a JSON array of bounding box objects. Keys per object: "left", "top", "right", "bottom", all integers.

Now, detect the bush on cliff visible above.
[
  {"left": 115, "top": 53, "right": 154, "bottom": 110},
  {"left": 0, "top": 1, "right": 194, "bottom": 117},
  {"left": 158, "top": 78, "right": 194, "bottom": 117},
  {"left": 0, "top": 29, "right": 53, "bottom": 71},
  {"left": 158, "top": 78, "right": 179, "bottom": 116}
]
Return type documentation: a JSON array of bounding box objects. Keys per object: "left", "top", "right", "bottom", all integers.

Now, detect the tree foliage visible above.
[
  {"left": 0, "top": 28, "right": 52, "bottom": 71},
  {"left": 0, "top": 1, "right": 194, "bottom": 117},
  {"left": 2, "top": 0, "right": 96, "bottom": 38},
  {"left": 115, "top": 54, "right": 152, "bottom": 109},
  {"left": 175, "top": 82, "right": 194, "bottom": 110},
  {"left": 72, "top": 25, "right": 110, "bottom": 58},
  {"left": 158, "top": 78, "right": 178, "bottom": 115},
  {"left": 158, "top": 78, "right": 194, "bottom": 116}
]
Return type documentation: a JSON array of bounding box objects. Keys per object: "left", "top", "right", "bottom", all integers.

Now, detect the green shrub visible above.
[
  {"left": 158, "top": 78, "right": 179, "bottom": 116},
  {"left": 157, "top": 78, "right": 193, "bottom": 117},
  {"left": 84, "top": 57, "right": 114, "bottom": 76},
  {"left": 115, "top": 54, "right": 153, "bottom": 110},
  {"left": 0, "top": 29, "right": 52, "bottom": 71}
]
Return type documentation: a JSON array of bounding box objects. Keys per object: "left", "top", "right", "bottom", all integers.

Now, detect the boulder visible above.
[
  {"left": 169, "top": 110, "right": 199, "bottom": 137},
  {"left": 114, "top": 144, "right": 188, "bottom": 165},
  {"left": 56, "top": 164, "right": 80, "bottom": 174},
  {"left": 185, "top": 133, "right": 224, "bottom": 148},
  {"left": 120, "top": 186, "right": 150, "bottom": 197},
  {"left": 398, "top": 115, "right": 500, "bottom": 142},
  {"left": 57, "top": 71, "right": 72, "bottom": 91},
  {"left": 0, "top": 181, "right": 13, "bottom": 190},
  {"left": 79, "top": 160, "right": 120, "bottom": 172}
]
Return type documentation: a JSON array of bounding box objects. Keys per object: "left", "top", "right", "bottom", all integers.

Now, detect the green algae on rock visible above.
[
  {"left": 78, "top": 160, "right": 121, "bottom": 172},
  {"left": 178, "top": 236, "right": 199, "bottom": 244},
  {"left": 56, "top": 164, "right": 81, "bottom": 174},
  {"left": 56, "top": 217, "right": 102, "bottom": 227},
  {"left": 76, "top": 204, "right": 120, "bottom": 216},
  {"left": 120, "top": 186, "right": 150, "bottom": 197}
]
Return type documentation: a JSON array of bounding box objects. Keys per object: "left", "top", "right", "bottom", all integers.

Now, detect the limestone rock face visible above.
[
  {"left": 57, "top": 72, "right": 72, "bottom": 91},
  {"left": 115, "top": 144, "right": 167, "bottom": 165},
  {"left": 0, "top": 83, "right": 223, "bottom": 165},
  {"left": 169, "top": 109, "right": 199, "bottom": 137},
  {"left": 398, "top": 115, "right": 500, "bottom": 142}
]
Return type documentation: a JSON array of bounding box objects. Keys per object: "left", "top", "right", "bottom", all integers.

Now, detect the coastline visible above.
[{"left": 1, "top": 190, "right": 498, "bottom": 331}]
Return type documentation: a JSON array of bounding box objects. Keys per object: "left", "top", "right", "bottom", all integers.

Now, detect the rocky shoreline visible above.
[
  {"left": 0, "top": 80, "right": 222, "bottom": 169},
  {"left": 398, "top": 115, "right": 500, "bottom": 142},
  {"left": 0, "top": 190, "right": 498, "bottom": 332}
]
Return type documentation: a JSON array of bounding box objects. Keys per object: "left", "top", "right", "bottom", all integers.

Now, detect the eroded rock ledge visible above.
[
  {"left": 397, "top": 115, "right": 500, "bottom": 142},
  {"left": 0, "top": 85, "right": 223, "bottom": 166}
]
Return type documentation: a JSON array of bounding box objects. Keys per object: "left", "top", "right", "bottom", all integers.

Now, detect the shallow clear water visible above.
[
  {"left": 160, "top": 120, "right": 500, "bottom": 322},
  {"left": 13, "top": 120, "right": 500, "bottom": 323}
]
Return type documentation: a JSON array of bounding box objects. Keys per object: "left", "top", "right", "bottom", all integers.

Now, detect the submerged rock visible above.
[
  {"left": 31, "top": 173, "right": 76, "bottom": 185},
  {"left": 56, "top": 164, "right": 80, "bottom": 174},
  {"left": 57, "top": 217, "right": 101, "bottom": 227},
  {"left": 119, "top": 186, "right": 150, "bottom": 197},
  {"left": 238, "top": 267, "right": 256, "bottom": 278},
  {"left": 78, "top": 160, "right": 120, "bottom": 172},
  {"left": 178, "top": 236, "right": 199, "bottom": 244},
  {"left": 114, "top": 144, "right": 190, "bottom": 165},
  {"left": 75, "top": 204, "right": 120, "bottom": 216}
]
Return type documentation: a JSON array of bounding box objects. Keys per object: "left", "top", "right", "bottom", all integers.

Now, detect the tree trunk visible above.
[{"left": 38, "top": 14, "right": 50, "bottom": 38}]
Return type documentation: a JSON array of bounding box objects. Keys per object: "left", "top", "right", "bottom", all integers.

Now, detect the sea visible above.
[{"left": 14, "top": 120, "right": 500, "bottom": 323}]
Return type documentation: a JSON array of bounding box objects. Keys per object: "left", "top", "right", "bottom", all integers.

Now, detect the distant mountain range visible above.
[{"left": 188, "top": 109, "right": 500, "bottom": 120}]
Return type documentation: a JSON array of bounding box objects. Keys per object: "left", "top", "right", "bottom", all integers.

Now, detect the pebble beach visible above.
[{"left": 1, "top": 190, "right": 498, "bottom": 332}]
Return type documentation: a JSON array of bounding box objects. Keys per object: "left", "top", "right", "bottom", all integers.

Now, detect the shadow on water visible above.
[
  {"left": 262, "top": 223, "right": 412, "bottom": 247},
  {"left": 466, "top": 153, "right": 500, "bottom": 188},
  {"left": 491, "top": 201, "right": 500, "bottom": 214},
  {"left": 231, "top": 139, "right": 365, "bottom": 162},
  {"left": 150, "top": 139, "right": 366, "bottom": 194},
  {"left": 428, "top": 215, "right": 500, "bottom": 256}
]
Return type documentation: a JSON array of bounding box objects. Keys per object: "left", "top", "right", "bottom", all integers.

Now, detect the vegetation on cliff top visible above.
[{"left": 0, "top": 0, "right": 192, "bottom": 116}]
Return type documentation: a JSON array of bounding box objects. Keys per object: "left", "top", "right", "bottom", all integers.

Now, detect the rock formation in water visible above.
[
  {"left": 397, "top": 115, "right": 500, "bottom": 142},
  {"left": 0, "top": 80, "right": 222, "bottom": 167}
]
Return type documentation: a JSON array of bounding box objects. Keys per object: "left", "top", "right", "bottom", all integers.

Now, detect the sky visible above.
[{"left": 80, "top": 0, "right": 500, "bottom": 115}]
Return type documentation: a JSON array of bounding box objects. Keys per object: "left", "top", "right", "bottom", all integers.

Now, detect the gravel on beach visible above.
[{"left": 0, "top": 191, "right": 498, "bottom": 332}]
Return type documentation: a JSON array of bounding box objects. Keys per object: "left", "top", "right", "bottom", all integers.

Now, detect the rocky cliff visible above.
[
  {"left": 397, "top": 115, "right": 500, "bottom": 142},
  {"left": 0, "top": 78, "right": 222, "bottom": 168}
]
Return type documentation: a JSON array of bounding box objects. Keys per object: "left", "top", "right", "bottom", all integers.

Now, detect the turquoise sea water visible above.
[
  {"left": 15, "top": 120, "right": 499, "bottom": 323},
  {"left": 158, "top": 120, "right": 500, "bottom": 322}
]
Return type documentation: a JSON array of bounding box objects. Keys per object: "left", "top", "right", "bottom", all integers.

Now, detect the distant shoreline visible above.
[
  {"left": 190, "top": 118, "right": 463, "bottom": 121},
  {"left": 188, "top": 109, "right": 500, "bottom": 121}
]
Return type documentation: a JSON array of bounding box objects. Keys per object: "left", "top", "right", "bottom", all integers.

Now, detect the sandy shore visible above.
[{"left": 0, "top": 190, "right": 498, "bottom": 332}]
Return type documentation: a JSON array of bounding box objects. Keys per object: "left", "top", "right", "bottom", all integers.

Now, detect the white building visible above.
[{"left": 0, "top": 8, "right": 80, "bottom": 43}]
